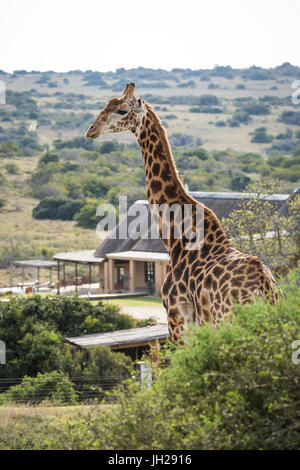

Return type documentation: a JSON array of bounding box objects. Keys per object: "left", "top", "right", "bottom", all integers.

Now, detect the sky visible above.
[{"left": 0, "top": 0, "right": 299, "bottom": 73}]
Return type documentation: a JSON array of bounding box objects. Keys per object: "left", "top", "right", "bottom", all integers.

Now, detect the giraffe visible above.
[{"left": 86, "top": 82, "right": 281, "bottom": 342}]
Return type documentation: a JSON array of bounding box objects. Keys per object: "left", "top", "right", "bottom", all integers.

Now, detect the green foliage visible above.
[
  {"left": 250, "top": 127, "right": 273, "bottom": 143},
  {"left": 2, "top": 371, "right": 77, "bottom": 405},
  {"left": 0, "top": 142, "right": 23, "bottom": 158},
  {"left": 0, "top": 414, "right": 54, "bottom": 450},
  {"left": 81, "top": 174, "right": 110, "bottom": 198},
  {"left": 38, "top": 151, "right": 59, "bottom": 166},
  {"left": 242, "top": 66, "right": 273, "bottom": 80},
  {"left": 50, "top": 270, "right": 300, "bottom": 449},
  {"left": 74, "top": 199, "right": 101, "bottom": 228},
  {"left": 32, "top": 197, "right": 84, "bottom": 220},
  {"left": 189, "top": 106, "right": 223, "bottom": 114},
  {"left": 279, "top": 111, "right": 300, "bottom": 126},
  {"left": 0, "top": 295, "right": 134, "bottom": 379},
  {"left": 222, "top": 181, "right": 300, "bottom": 270},
  {"left": 4, "top": 162, "right": 21, "bottom": 174},
  {"left": 232, "top": 111, "right": 251, "bottom": 124},
  {"left": 241, "top": 103, "right": 270, "bottom": 115},
  {"left": 235, "top": 83, "right": 246, "bottom": 89},
  {"left": 230, "top": 174, "right": 251, "bottom": 191}
]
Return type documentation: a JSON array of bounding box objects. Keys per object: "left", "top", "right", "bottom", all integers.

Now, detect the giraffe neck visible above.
[{"left": 134, "top": 103, "right": 230, "bottom": 259}]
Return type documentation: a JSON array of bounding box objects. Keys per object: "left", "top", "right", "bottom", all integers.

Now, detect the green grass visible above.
[
  {"left": 101, "top": 296, "right": 163, "bottom": 308},
  {"left": 0, "top": 404, "right": 110, "bottom": 450}
]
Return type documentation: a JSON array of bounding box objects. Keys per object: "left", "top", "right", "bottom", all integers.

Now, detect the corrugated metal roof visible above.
[{"left": 66, "top": 324, "right": 169, "bottom": 349}]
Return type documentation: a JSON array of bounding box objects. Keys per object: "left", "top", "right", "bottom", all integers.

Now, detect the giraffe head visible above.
[{"left": 86, "top": 82, "right": 145, "bottom": 139}]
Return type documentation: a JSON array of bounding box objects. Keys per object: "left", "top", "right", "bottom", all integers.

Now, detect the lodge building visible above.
[{"left": 53, "top": 189, "right": 295, "bottom": 297}]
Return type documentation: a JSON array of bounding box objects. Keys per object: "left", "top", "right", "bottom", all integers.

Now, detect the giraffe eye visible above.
[{"left": 115, "top": 110, "right": 127, "bottom": 116}]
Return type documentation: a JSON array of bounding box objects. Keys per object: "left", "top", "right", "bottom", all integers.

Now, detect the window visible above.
[{"left": 144, "top": 262, "right": 155, "bottom": 283}]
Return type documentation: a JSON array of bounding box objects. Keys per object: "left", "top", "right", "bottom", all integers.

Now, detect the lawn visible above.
[{"left": 103, "top": 296, "right": 163, "bottom": 308}]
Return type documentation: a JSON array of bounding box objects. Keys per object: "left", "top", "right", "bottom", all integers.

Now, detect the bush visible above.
[
  {"left": 235, "top": 83, "right": 246, "bottom": 89},
  {"left": 279, "top": 111, "right": 300, "bottom": 126},
  {"left": 2, "top": 371, "right": 77, "bottom": 405},
  {"left": 74, "top": 200, "right": 100, "bottom": 228},
  {"left": 0, "top": 295, "right": 134, "bottom": 380},
  {"left": 189, "top": 106, "right": 223, "bottom": 114},
  {"left": 230, "top": 174, "right": 251, "bottom": 191},
  {"left": 251, "top": 127, "right": 273, "bottom": 143},
  {"left": 232, "top": 111, "right": 251, "bottom": 124},
  {"left": 51, "top": 269, "right": 300, "bottom": 449},
  {"left": 241, "top": 103, "right": 270, "bottom": 115},
  {"left": 38, "top": 151, "right": 59, "bottom": 166},
  {"left": 32, "top": 197, "right": 84, "bottom": 220}
]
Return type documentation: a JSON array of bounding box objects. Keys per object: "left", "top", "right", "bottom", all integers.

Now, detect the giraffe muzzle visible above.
[{"left": 86, "top": 124, "right": 100, "bottom": 139}]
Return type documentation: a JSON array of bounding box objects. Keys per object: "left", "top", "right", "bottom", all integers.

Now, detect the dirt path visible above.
[{"left": 120, "top": 305, "right": 167, "bottom": 324}]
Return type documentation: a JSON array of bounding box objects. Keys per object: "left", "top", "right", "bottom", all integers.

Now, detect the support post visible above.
[
  {"left": 75, "top": 262, "right": 78, "bottom": 294},
  {"left": 136, "top": 361, "right": 152, "bottom": 389},
  {"left": 9, "top": 262, "right": 13, "bottom": 288},
  {"left": 129, "top": 260, "right": 136, "bottom": 293},
  {"left": 57, "top": 260, "right": 60, "bottom": 295},
  {"left": 108, "top": 258, "right": 114, "bottom": 292}
]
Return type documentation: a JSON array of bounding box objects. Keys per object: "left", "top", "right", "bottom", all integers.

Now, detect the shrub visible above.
[
  {"left": 0, "top": 295, "right": 134, "bottom": 379},
  {"left": 32, "top": 197, "right": 84, "bottom": 220},
  {"left": 2, "top": 371, "right": 77, "bottom": 405},
  {"left": 241, "top": 103, "right": 270, "bottom": 115},
  {"left": 38, "top": 151, "right": 59, "bottom": 166},
  {"left": 189, "top": 106, "right": 223, "bottom": 114},
  {"left": 74, "top": 200, "right": 100, "bottom": 228},
  {"left": 250, "top": 127, "right": 273, "bottom": 143},
  {"left": 279, "top": 111, "right": 300, "bottom": 126},
  {"left": 232, "top": 111, "right": 251, "bottom": 124},
  {"left": 4, "top": 163, "right": 20, "bottom": 174},
  {"left": 230, "top": 174, "right": 251, "bottom": 191},
  {"left": 51, "top": 270, "right": 300, "bottom": 449}
]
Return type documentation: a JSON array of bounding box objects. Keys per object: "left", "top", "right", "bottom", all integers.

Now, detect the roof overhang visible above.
[
  {"left": 14, "top": 259, "right": 57, "bottom": 268},
  {"left": 66, "top": 325, "right": 169, "bottom": 350},
  {"left": 105, "top": 251, "right": 170, "bottom": 263},
  {"left": 53, "top": 250, "right": 104, "bottom": 264}
]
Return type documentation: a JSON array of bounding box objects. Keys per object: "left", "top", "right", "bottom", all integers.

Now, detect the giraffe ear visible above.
[{"left": 134, "top": 98, "right": 143, "bottom": 112}]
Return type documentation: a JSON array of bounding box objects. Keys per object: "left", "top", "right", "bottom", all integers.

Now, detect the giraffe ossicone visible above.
[{"left": 86, "top": 83, "right": 281, "bottom": 343}]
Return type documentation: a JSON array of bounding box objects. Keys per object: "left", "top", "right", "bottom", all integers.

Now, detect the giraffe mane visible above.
[{"left": 144, "top": 101, "right": 221, "bottom": 223}]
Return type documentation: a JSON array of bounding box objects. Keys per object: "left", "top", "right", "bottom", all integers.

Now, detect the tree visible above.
[
  {"left": 230, "top": 175, "right": 251, "bottom": 191},
  {"left": 74, "top": 199, "right": 101, "bottom": 229},
  {"left": 32, "top": 197, "right": 84, "bottom": 220},
  {"left": 222, "top": 181, "right": 300, "bottom": 271},
  {"left": 0, "top": 295, "right": 135, "bottom": 395}
]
